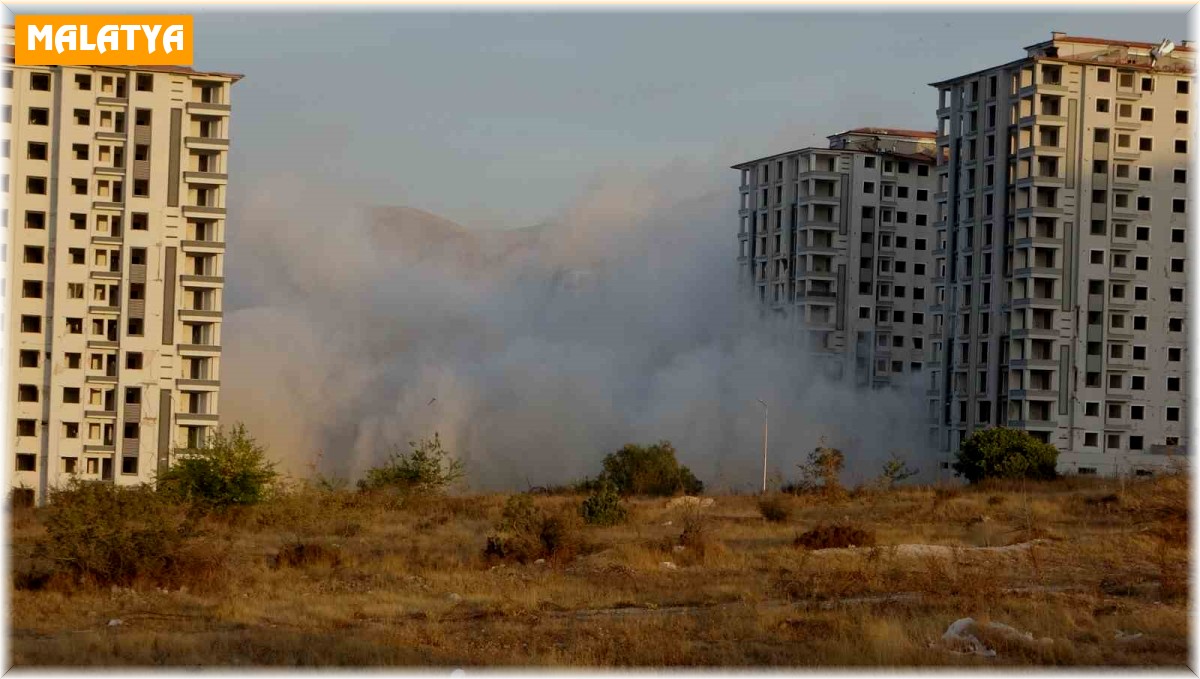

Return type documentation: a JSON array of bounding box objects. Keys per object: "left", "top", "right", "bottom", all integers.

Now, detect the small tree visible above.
[
  {"left": 794, "top": 438, "right": 845, "bottom": 496},
  {"left": 159, "top": 424, "right": 278, "bottom": 508},
  {"left": 952, "top": 427, "right": 1058, "bottom": 484},
  {"left": 597, "top": 441, "right": 703, "bottom": 496},
  {"left": 358, "top": 432, "right": 464, "bottom": 494},
  {"left": 877, "top": 453, "right": 919, "bottom": 489}
]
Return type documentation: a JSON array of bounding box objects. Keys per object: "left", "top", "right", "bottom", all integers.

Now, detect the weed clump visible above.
[
  {"left": 794, "top": 522, "right": 877, "bottom": 550},
  {"left": 485, "top": 495, "right": 580, "bottom": 563},
  {"left": 357, "top": 433, "right": 464, "bottom": 495},
  {"left": 159, "top": 424, "right": 279, "bottom": 508}
]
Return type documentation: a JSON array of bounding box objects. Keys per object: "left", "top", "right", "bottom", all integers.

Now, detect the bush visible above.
[
  {"left": 158, "top": 424, "right": 278, "bottom": 508},
  {"left": 877, "top": 453, "right": 919, "bottom": 489},
  {"left": 357, "top": 433, "right": 464, "bottom": 494},
  {"left": 485, "top": 495, "right": 580, "bottom": 563},
  {"left": 952, "top": 427, "right": 1058, "bottom": 484},
  {"left": 27, "top": 480, "right": 222, "bottom": 589},
  {"left": 758, "top": 494, "right": 793, "bottom": 523},
  {"left": 595, "top": 441, "right": 703, "bottom": 496},
  {"left": 794, "top": 523, "right": 876, "bottom": 550},
  {"left": 579, "top": 481, "right": 627, "bottom": 526}
]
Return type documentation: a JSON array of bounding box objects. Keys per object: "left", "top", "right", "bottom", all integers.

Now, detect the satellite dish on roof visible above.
[{"left": 1151, "top": 39, "right": 1175, "bottom": 63}]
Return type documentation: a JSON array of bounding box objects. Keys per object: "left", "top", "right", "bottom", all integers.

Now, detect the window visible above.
[
  {"left": 136, "top": 73, "right": 153, "bottom": 91},
  {"left": 1141, "top": 76, "right": 1153, "bottom": 92},
  {"left": 1129, "top": 436, "right": 1143, "bottom": 451},
  {"left": 1096, "top": 98, "right": 1109, "bottom": 113},
  {"left": 1094, "top": 128, "right": 1109, "bottom": 143},
  {"left": 1170, "top": 287, "right": 1184, "bottom": 302},
  {"left": 864, "top": 157, "right": 876, "bottom": 169},
  {"left": 121, "top": 456, "right": 138, "bottom": 475},
  {"left": 16, "top": 455, "right": 36, "bottom": 472},
  {"left": 26, "top": 177, "right": 47, "bottom": 195},
  {"left": 67, "top": 283, "right": 84, "bottom": 299},
  {"left": 1133, "top": 346, "right": 1146, "bottom": 360},
  {"left": 133, "top": 179, "right": 149, "bottom": 197},
  {"left": 69, "top": 248, "right": 85, "bottom": 265},
  {"left": 127, "top": 318, "right": 144, "bottom": 337},
  {"left": 30, "top": 72, "right": 50, "bottom": 91},
  {"left": 1176, "top": 139, "right": 1188, "bottom": 154},
  {"left": 1171, "top": 257, "right": 1185, "bottom": 273},
  {"left": 1139, "top": 137, "right": 1153, "bottom": 152},
  {"left": 16, "top": 419, "right": 36, "bottom": 436},
  {"left": 863, "top": 181, "right": 875, "bottom": 194},
  {"left": 1177, "top": 110, "right": 1189, "bottom": 124},
  {"left": 1169, "top": 347, "right": 1182, "bottom": 362},
  {"left": 125, "top": 352, "right": 144, "bottom": 370},
  {"left": 18, "top": 350, "right": 39, "bottom": 368},
  {"left": 23, "top": 246, "right": 44, "bottom": 264},
  {"left": 1173, "top": 199, "right": 1186, "bottom": 214},
  {"left": 1098, "top": 69, "right": 1111, "bottom": 83},
  {"left": 27, "top": 142, "right": 47, "bottom": 160},
  {"left": 66, "top": 318, "right": 83, "bottom": 334},
  {"left": 1140, "top": 107, "right": 1154, "bottom": 122},
  {"left": 859, "top": 307, "right": 870, "bottom": 319},
  {"left": 1085, "top": 402, "right": 1100, "bottom": 417},
  {"left": 1169, "top": 318, "right": 1183, "bottom": 332},
  {"left": 63, "top": 387, "right": 80, "bottom": 404},
  {"left": 20, "top": 315, "right": 41, "bottom": 333},
  {"left": 1167, "top": 407, "right": 1180, "bottom": 422},
  {"left": 1137, "top": 196, "right": 1151, "bottom": 211},
  {"left": 1174, "top": 168, "right": 1187, "bottom": 183},
  {"left": 1168, "top": 377, "right": 1181, "bottom": 391},
  {"left": 73, "top": 108, "right": 89, "bottom": 125},
  {"left": 71, "top": 178, "right": 87, "bottom": 195}
]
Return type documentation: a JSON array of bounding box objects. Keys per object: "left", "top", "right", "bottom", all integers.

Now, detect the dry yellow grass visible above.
[{"left": 9, "top": 472, "right": 1189, "bottom": 667}]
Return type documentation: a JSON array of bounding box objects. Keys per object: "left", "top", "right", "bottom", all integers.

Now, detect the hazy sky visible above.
[{"left": 6, "top": 7, "right": 1190, "bottom": 228}]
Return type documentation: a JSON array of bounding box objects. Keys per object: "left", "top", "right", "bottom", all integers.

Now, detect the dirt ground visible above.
[{"left": 9, "top": 472, "right": 1189, "bottom": 667}]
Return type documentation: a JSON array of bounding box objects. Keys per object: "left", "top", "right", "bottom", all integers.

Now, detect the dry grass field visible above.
[{"left": 9, "top": 471, "right": 1189, "bottom": 668}]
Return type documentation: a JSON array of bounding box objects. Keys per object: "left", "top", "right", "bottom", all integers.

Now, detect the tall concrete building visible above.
[
  {"left": 734, "top": 128, "right": 939, "bottom": 387},
  {"left": 3, "top": 40, "right": 242, "bottom": 503},
  {"left": 928, "top": 33, "right": 1192, "bottom": 475}
]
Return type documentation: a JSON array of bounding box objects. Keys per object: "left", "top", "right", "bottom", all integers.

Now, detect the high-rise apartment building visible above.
[
  {"left": 734, "top": 128, "right": 938, "bottom": 387},
  {"left": 3, "top": 40, "right": 242, "bottom": 503},
  {"left": 928, "top": 33, "right": 1192, "bottom": 475}
]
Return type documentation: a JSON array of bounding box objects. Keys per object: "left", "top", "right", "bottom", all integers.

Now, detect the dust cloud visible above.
[{"left": 220, "top": 162, "right": 932, "bottom": 491}]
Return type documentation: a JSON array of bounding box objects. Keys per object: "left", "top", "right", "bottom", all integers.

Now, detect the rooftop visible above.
[
  {"left": 832, "top": 127, "right": 938, "bottom": 140},
  {"left": 1, "top": 44, "right": 244, "bottom": 82}
]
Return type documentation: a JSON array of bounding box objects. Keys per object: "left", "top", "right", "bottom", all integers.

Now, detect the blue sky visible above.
[{"left": 5, "top": 8, "right": 1190, "bottom": 228}]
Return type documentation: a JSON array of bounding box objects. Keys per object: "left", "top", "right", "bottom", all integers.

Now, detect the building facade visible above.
[
  {"left": 4, "top": 43, "right": 241, "bottom": 503},
  {"left": 928, "top": 33, "right": 1192, "bottom": 475},
  {"left": 734, "top": 128, "right": 939, "bottom": 387}
]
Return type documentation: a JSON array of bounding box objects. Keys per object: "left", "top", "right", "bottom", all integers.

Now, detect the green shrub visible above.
[
  {"left": 485, "top": 495, "right": 580, "bottom": 563},
  {"left": 26, "top": 480, "right": 222, "bottom": 589},
  {"left": 877, "top": 453, "right": 919, "bottom": 489},
  {"left": 158, "top": 424, "right": 278, "bottom": 508},
  {"left": 596, "top": 441, "right": 703, "bottom": 496},
  {"left": 579, "top": 481, "right": 627, "bottom": 526},
  {"left": 758, "top": 494, "right": 793, "bottom": 523},
  {"left": 952, "top": 427, "right": 1059, "bottom": 484},
  {"left": 357, "top": 433, "right": 464, "bottom": 494}
]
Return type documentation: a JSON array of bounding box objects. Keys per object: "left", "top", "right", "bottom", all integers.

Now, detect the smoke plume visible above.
[{"left": 220, "top": 162, "right": 932, "bottom": 491}]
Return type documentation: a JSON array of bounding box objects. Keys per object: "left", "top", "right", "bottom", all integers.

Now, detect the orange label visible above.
[{"left": 15, "top": 15, "right": 193, "bottom": 66}]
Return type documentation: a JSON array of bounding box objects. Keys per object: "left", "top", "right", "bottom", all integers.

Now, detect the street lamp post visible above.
[{"left": 757, "top": 399, "right": 768, "bottom": 494}]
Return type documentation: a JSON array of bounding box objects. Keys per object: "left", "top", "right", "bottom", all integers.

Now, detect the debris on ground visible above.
[
  {"left": 940, "top": 617, "right": 1048, "bottom": 657},
  {"left": 446, "top": 593, "right": 462, "bottom": 603},
  {"left": 1116, "top": 630, "right": 1144, "bottom": 642},
  {"left": 660, "top": 561, "right": 677, "bottom": 570},
  {"left": 107, "top": 619, "right": 122, "bottom": 627},
  {"left": 666, "top": 496, "right": 714, "bottom": 510}
]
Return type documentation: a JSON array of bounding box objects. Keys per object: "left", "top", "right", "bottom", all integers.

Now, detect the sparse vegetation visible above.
[
  {"left": 10, "top": 469, "right": 1189, "bottom": 667},
  {"left": 952, "top": 427, "right": 1059, "bottom": 484},
  {"left": 877, "top": 453, "right": 919, "bottom": 489},
  {"left": 788, "top": 439, "right": 846, "bottom": 498},
  {"left": 794, "top": 522, "right": 876, "bottom": 550},
  {"left": 757, "top": 494, "right": 793, "bottom": 523},
  {"left": 357, "top": 432, "right": 464, "bottom": 494},
  {"left": 158, "top": 424, "right": 279, "bottom": 508}
]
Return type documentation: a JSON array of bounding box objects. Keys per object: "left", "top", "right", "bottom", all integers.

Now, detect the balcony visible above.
[
  {"left": 179, "top": 308, "right": 223, "bottom": 321},
  {"left": 122, "top": 438, "right": 140, "bottom": 455},
  {"left": 85, "top": 409, "right": 117, "bottom": 420},
  {"left": 185, "top": 136, "right": 230, "bottom": 150},
  {"left": 180, "top": 274, "right": 225, "bottom": 287},
  {"left": 89, "top": 270, "right": 122, "bottom": 281},
  {"left": 1008, "top": 358, "right": 1058, "bottom": 369},
  {"left": 1008, "top": 388, "right": 1058, "bottom": 400},
  {"left": 177, "top": 378, "right": 220, "bottom": 390},
  {"left": 94, "top": 165, "right": 125, "bottom": 177},
  {"left": 186, "top": 101, "right": 231, "bottom": 116},
  {"left": 177, "top": 411, "right": 220, "bottom": 423},
  {"left": 1007, "top": 418, "right": 1058, "bottom": 430},
  {"left": 1012, "top": 267, "right": 1061, "bottom": 279},
  {"left": 1009, "top": 297, "right": 1061, "bottom": 309},
  {"left": 1010, "top": 327, "right": 1058, "bottom": 339},
  {"left": 183, "top": 205, "right": 227, "bottom": 217},
  {"left": 184, "top": 171, "right": 229, "bottom": 185},
  {"left": 95, "top": 130, "right": 125, "bottom": 142},
  {"left": 91, "top": 235, "right": 123, "bottom": 245},
  {"left": 179, "top": 343, "right": 222, "bottom": 355},
  {"left": 181, "top": 239, "right": 226, "bottom": 253},
  {"left": 96, "top": 96, "right": 128, "bottom": 107},
  {"left": 85, "top": 373, "right": 119, "bottom": 384},
  {"left": 88, "top": 304, "right": 120, "bottom": 316}
]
